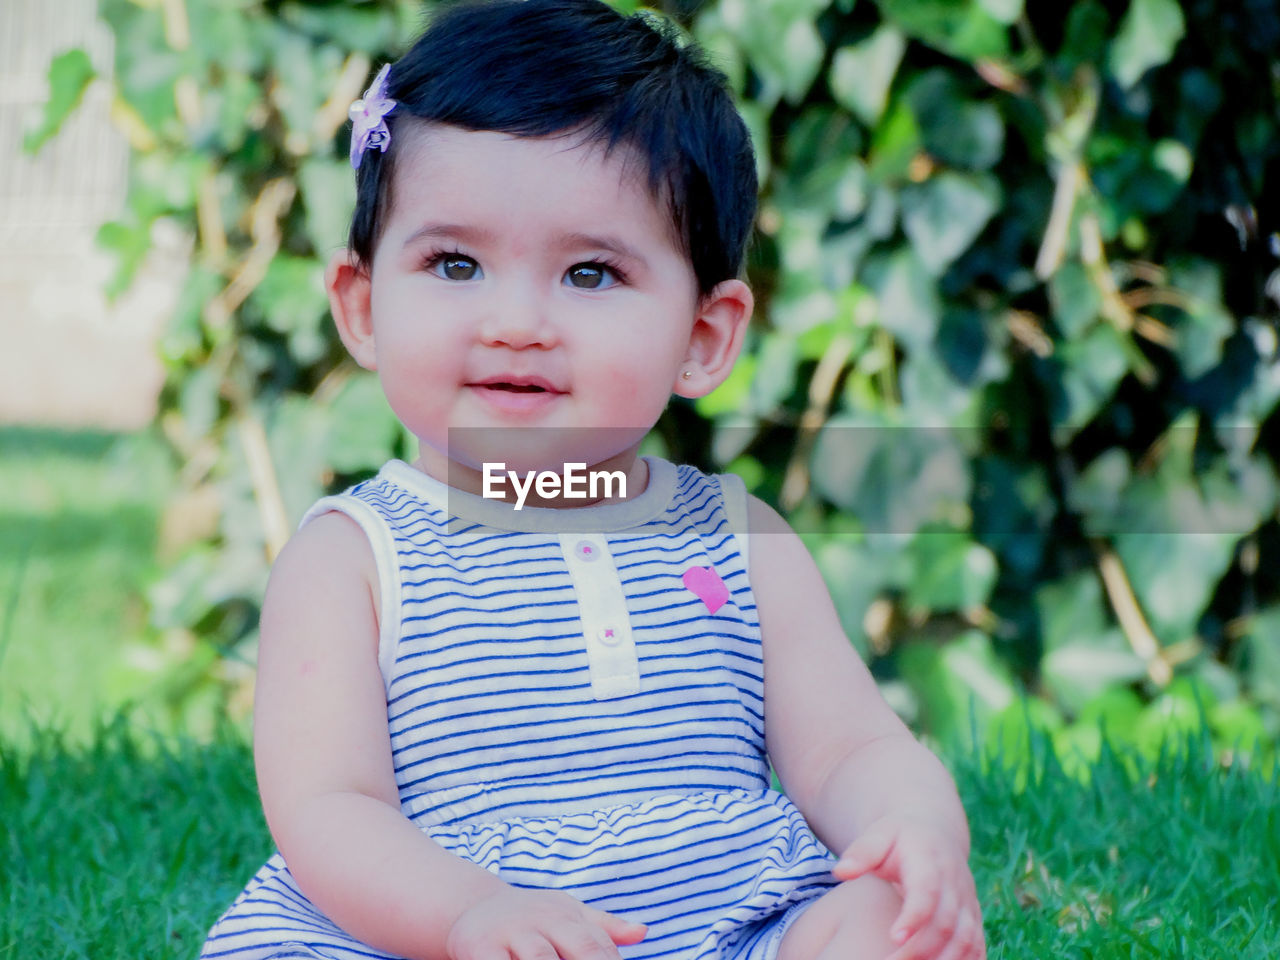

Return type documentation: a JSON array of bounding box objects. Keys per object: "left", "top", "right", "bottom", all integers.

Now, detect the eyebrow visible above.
[
  {"left": 559, "top": 232, "right": 649, "bottom": 269},
  {"left": 402, "top": 223, "right": 497, "bottom": 249}
]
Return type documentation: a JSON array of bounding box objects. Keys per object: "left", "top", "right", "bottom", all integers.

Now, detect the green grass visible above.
[
  {"left": 4, "top": 427, "right": 1277, "bottom": 956},
  {"left": 1, "top": 722, "right": 269, "bottom": 960},
  {"left": 2, "top": 723, "right": 1275, "bottom": 959},
  {"left": 0, "top": 428, "right": 175, "bottom": 745},
  {"left": 962, "top": 733, "right": 1279, "bottom": 957}
]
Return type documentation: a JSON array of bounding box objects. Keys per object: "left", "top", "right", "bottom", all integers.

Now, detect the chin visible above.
[{"left": 441, "top": 426, "right": 641, "bottom": 476}]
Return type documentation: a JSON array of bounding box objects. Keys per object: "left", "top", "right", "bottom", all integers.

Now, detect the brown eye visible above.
[
  {"left": 565, "top": 262, "right": 618, "bottom": 290},
  {"left": 429, "top": 254, "right": 481, "bottom": 281}
]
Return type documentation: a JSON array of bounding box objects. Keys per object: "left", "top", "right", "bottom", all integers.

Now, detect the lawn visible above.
[
  {"left": 0, "top": 427, "right": 177, "bottom": 745},
  {"left": 2, "top": 723, "right": 1276, "bottom": 958},
  {"left": 3, "top": 427, "right": 1277, "bottom": 957}
]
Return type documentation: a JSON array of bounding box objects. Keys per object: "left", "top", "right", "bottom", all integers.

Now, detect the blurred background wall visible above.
[{"left": 0, "top": 0, "right": 175, "bottom": 429}]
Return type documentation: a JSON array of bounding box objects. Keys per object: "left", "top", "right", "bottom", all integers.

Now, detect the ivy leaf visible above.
[
  {"left": 867, "top": 247, "right": 940, "bottom": 354},
  {"left": 904, "top": 533, "right": 997, "bottom": 615},
  {"left": 102, "top": 1, "right": 181, "bottom": 136},
  {"left": 95, "top": 219, "right": 153, "bottom": 300},
  {"left": 1092, "top": 428, "right": 1278, "bottom": 641},
  {"left": 280, "top": 4, "right": 402, "bottom": 54},
  {"left": 717, "top": 0, "right": 830, "bottom": 105},
  {"left": 1241, "top": 607, "right": 1280, "bottom": 711},
  {"left": 1175, "top": 301, "right": 1234, "bottom": 379},
  {"left": 326, "top": 374, "right": 404, "bottom": 475},
  {"left": 907, "top": 70, "right": 1005, "bottom": 171},
  {"left": 1062, "top": 1, "right": 1110, "bottom": 68},
  {"left": 812, "top": 416, "right": 970, "bottom": 535},
  {"left": 176, "top": 366, "right": 223, "bottom": 443},
  {"left": 1037, "top": 570, "right": 1111, "bottom": 652},
  {"left": 770, "top": 266, "right": 840, "bottom": 334},
  {"left": 971, "top": 456, "right": 1055, "bottom": 580},
  {"left": 873, "top": 0, "right": 1009, "bottom": 61},
  {"left": 1045, "top": 322, "right": 1130, "bottom": 432},
  {"left": 1048, "top": 262, "right": 1102, "bottom": 340},
  {"left": 299, "top": 158, "right": 357, "bottom": 255},
  {"left": 1043, "top": 641, "right": 1147, "bottom": 715},
  {"left": 1108, "top": 0, "right": 1186, "bottom": 90},
  {"left": 812, "top": 540, "right": 894, "bottom": 659},
  {"left": 268, "top": 27, "right": 345, "bottom": 154},
  {"left": 24, "top": 49, "right": 95, "bottom": 154},
  {"left": 1076, "top": 686, "right": 1145, "bottom": 733},
  {"left": 1067, "top": 448, "right": 1130, "bottom": 529},
  {"left": 977, "top": 0, "right": 1023, "bottom": 24},
  {"left": 212, "top": 73, "right": 264, "bottom": 153},
  {"left": 266, "top": 396, "right": 331, "bottom": 524},
  {"left": 1113, "top": 472, "right": 1276, "bottom": 640},
  {"left": 866, "top": 97, "right": 922, "bottom": 184},
  {"left": 249, "top": 256, "right": 329, "bottom": 364},
  {"left": 779, "top": 107, "right": 866, "bottom": 219},
  {"left": 900, "top": 171, "right": 1001, "bottom": 275},
  {"left": 750, "top": 332, "right": 799, "bottom": 414},
  {"left": 899, "top": 350, "right": 978, "bottom": 425},
  {"left": 1167, "top": 259, "right": 1234, "bottom": 379},
  {"left": 1036, "top": 572, "right": 1143, "bottom": 715},
  {"left": 900, "top": 631, "right": 1017, "bottom": 748},
  {"left": 696, "top": 353, "right": 756, "bottom": 419},
  {"left": 189, "top": 2, "right": 260, "bottom": 75},
  {"left": 830, "top": 25, "right": 907, "bottom": 128}
]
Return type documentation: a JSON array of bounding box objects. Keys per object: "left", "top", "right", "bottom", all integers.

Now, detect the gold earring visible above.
[{"left": 681, "top": 369, "right": 694, "bottom": 380}]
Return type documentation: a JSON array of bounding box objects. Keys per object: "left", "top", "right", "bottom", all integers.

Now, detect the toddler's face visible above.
[{"left": 347, "top": 123, "right": 731, "bottom": 483}]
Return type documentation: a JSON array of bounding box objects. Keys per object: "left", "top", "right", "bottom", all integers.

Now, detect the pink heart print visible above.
[{"left": 683, "top": 565, "right": 729, "bottom": 614}]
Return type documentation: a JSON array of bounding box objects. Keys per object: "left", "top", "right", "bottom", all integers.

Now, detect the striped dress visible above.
[{"left": 201, "top": 457, "right": 838, "bottom": 960}]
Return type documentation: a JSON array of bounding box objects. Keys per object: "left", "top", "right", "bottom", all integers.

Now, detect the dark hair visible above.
[{"left": 347, "top": 0, "right": 757, "bottom": 295}]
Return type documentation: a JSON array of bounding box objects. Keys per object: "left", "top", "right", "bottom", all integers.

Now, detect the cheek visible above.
[{"left": 584, "top": 358, "right": 677, "bottom": 423}]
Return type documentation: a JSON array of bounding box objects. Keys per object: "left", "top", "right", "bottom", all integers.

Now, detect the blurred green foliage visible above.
[{"left": 32, "top": 0, "right": 1280, "bottom": 758}]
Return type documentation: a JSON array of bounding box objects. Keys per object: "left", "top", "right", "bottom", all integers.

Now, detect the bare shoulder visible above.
[
  {"left": 746, "top": 493, "right": 908, "bottom": 805},
  {"left": 256, "top": 507, "right": 383, "bottom": 701},
  {"left": 255, "top": 508, "right": 397, "bottom": 825},
  {"left": 265, "top": 509, "right": 378, "bottom": 613},
  {"left": 743, "top": 493, "right": 831, "bottom": 623}
]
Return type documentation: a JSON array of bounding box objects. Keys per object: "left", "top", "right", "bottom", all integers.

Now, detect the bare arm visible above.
[
  {"left": 257, "top": 514, "right": 647, "bottom": 960},
  {"left": 748, "top": 495, "right": 968, "bottom": 855},
  {"left": 254, "top": 513, "right": 516, "bottom": 960},
  {"left": 749, "top": 495, "right": 984, "bottom": 957}
]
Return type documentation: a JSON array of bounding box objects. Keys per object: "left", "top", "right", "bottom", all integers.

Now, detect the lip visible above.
[{"left": 466, "top": 375, "right": 567, "bottom": 415}]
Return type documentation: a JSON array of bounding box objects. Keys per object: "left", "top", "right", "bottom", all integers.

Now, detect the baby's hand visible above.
[
  {"left": 446, "top": 887, "right": 647, "bottom": 960},
  {"left": 833, "top": 816, "right": 985, "bottom": 960}
]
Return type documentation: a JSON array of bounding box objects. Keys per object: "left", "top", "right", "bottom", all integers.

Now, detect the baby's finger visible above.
[
  {"left": 546, "top": 923, "right": 623, "bottom": 960},
  {"left": 584, "top": 905, "right": 648, "bottom": 946},
  {"left": 885, "top": 918, "right": 948, "bottom": 960},
  {"left": 886, "top": 889, "right": 962, "bottom": 960},
  {"left": 832, "top": 826, "right": 894, "bottom": 881},
  {"left": 888, "top": 870, "right": 943, "bottom": 945},
  {"left": 932, "top": 906, "right": 984, "bottom": 960},
  {"left": 507, "top": 934, "right": 562, "bottom": 960}
]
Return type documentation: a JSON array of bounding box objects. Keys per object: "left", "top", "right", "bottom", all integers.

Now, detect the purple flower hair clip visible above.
[{"left": 349, "top": 64, "right": 395, "bottom": 170}]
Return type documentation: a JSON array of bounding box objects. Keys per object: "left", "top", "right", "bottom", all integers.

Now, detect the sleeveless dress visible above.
[{"left": 201, "top": 457, "right": 839, "bottom": 960}]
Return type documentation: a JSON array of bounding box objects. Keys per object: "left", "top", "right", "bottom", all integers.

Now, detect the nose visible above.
[{"left": 477, "top": 274, "right": 557, "bottom": 350}]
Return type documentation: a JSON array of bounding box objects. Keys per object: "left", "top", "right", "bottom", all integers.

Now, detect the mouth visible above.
[{"left": 469, "top": 376, "right": 564, "bottom": 395}]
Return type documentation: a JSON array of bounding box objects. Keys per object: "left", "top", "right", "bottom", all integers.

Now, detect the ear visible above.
[
  {"left": 673, "top": 278, "right": 754, "bottom": 398},
  {"left": 326, "top": 250, "right": 377, "bottom": 371}
]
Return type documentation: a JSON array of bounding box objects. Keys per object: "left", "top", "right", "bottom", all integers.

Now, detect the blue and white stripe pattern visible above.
[{"left": 202, "top": 458, "right": 838, "bottom": 960}]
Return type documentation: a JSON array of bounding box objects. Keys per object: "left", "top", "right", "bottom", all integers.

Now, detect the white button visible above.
[
  {"left": 575, "top": 539, "right": 600, "bottom": 562},
  {"left": 598, "top": 626, "right": 621, "bottom": 646}
]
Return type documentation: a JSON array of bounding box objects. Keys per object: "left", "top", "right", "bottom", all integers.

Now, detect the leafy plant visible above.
[{"left": 31, "top": 0, "right": 1280, "bottom": 749}]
